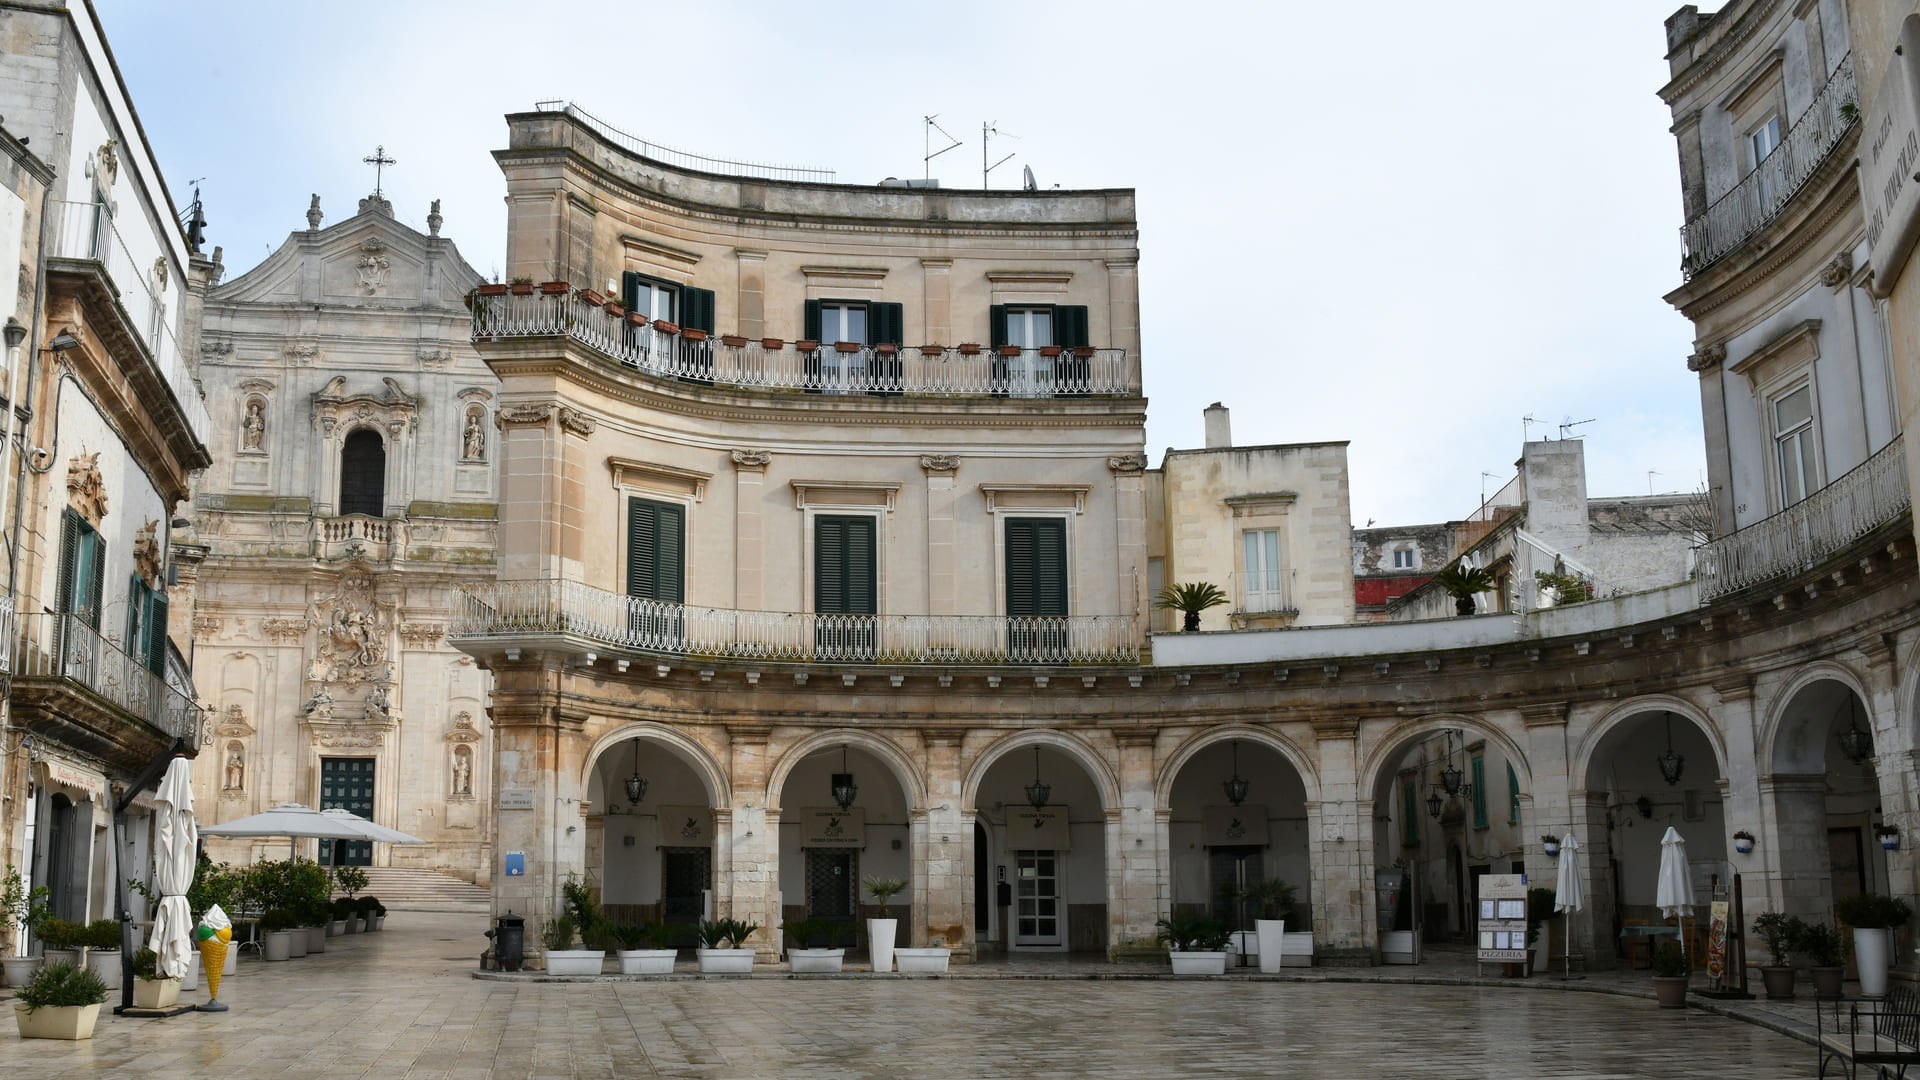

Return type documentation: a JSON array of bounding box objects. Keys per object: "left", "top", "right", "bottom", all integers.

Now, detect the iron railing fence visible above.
[
  {"left": 533, "top": 100, "right": 837, "bottom": 183},
  {"left": 451, "top": 579, "right": 1140, "bottom": 666},
  {"left": 471, "top": 288, "right": 1133, "bottom": 397},
  {"left": 13, "top": 613, "right": 204, "bottom": 743},
  {"left": 1694, "top": 435, "right": 1910, "bottom": 601}
]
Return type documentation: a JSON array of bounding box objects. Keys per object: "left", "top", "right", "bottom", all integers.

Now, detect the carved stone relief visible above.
[
  {"left": 311, "top": 569, "right": 396, "bottom": 680},
  {"left": 356, "top": 237, "right": 392, "bottom": 294},
  {"left": 133, "top": 520, "right": 162, "bottom": 586},
  {"left": 67, "top": 452, "right": 108, "bottom": 525}
]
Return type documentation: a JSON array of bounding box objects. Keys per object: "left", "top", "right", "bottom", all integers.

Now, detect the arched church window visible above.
[{"left": 339, "top": 429, "right": 386, "bottom": 517}]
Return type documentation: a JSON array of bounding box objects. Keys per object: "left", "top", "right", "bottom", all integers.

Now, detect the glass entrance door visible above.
[
  {"left": 1014, "top": 850, "right": 1062, "bottom": 947},
  {"left": 318, "top": 757, "right": 373, "bottom": 866}
]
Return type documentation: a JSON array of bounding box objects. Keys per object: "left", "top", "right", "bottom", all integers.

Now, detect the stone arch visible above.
[
  {"left": 580, "top": 721, "right": 730, "bottom": 807},
  {"left": 961, "top": 728, "right": 1120, "bottom": 813},
  {"left": 1154, "top": 723, "right": 1322, "bottom": 808},
  {"left": 1358, "top": 712, "right": 1533, "bottom": 798},
  {"left": 1901, "top": 635, "right": 1920, "bottom": 754},
  {"left": 1575, "top": 694, "right": 1729, "bottom": 791},
  {"left": 764, "top": 728, "right": 927, "bottom": 812},
  {"left": 1760, "top": 660, "right": 1875, "bottom": 774}
]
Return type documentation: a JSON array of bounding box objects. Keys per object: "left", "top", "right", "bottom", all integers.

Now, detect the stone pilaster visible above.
[
  {"left": 1109, "top": 729, "right": 1162, "bottom": 950},
  {"left": 1519, "top": 701, "right": 1572, "bottom": 878},
  {"left": 725, "top": 727, "right": 779, "bottom": 958},
  {"left": 1109, "top": 455, "right": 1147, "bottom": 630},
  {"left": 735, "top": 249, "right": 767, "bottom": 339},
  {"left": 921, "top": 729, "right": 970, "bottom": 957},
  {"left": 487, "top": 663, "right": 588, "bottom": 965},
  {"left": 920, "top": 258, "right": 952, "bottom": 345},
  {"left": 1759, "top": 772, "right": 1832, "bottom": 920},
  {"left": 496, "top": 404, "right": 564, "bottom": 582},
  {"left": 732, "top": 450, "right": 769, "bottom": 608},
  {"left": 1569, "top": 790, "right": 1615, "bottom": 969},
  {"left": 1104, "top": 258, "right": 1141, "bottom": 390},
  {"left": 922, "top": 457, "right": 959, "bottom": 616},
  {"left": 1308, "top": 716, "right": 1369, "bottom": 961}
]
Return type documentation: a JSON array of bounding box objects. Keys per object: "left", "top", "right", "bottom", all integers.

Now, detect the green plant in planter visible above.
[
  {"left": 696, "top": 918, "right": 757, "bottom": 949},
  {"left": 1525, "top": 887, "right": 1559, "bottom": 949},
  {"left": 580, "top": 917, "right": 620, "bottom": 952},
  {"left": 331, "top": 897, "right": 357, "bottom": 921},
  {"left": 1, "top": 863, "right": 50, "bottom": 945},
  {"left": 540, "top": 916, "right": 577, "bottom": 952},
  {"left": 1836, "top": 892, "right": 1914, "bottom": 929},
  {"left": 1235, "top": 879, "right": 1297, "bottom": 924},
  {"left": 1533, "top": 570, "right": 1594, "bottom": 605},
  {"left": 1155, "top": 912, "right": 1233, "bottom": 952},
  {"left": 1752, "top": 912, "right": 1807, "bottom": 967},
  {"left": 330, "top": 865, "right": 368, "bottom": 899},
  {"left": 130, "top": 948, "right": 161, "bottom": 982},
  {"left": 36, "top": 918, "right": 85, "bottom": 951},
  {"left": 1802, "top": 921, "right": 1847, "bottom": 968},
  {"left": 257, "top": 909, "right": 298, "bottom": 936},
  {"left": 1153, "top": 582, "right": 1229, "bottom": 631},
  {"left": 356, "top": 896, "right": 381, "bottom": 916},
  {"left": 863, "top": 876, "right": 907, "bottom": 918},
  {"left": 1650, "top": 940, "right": 1689, "bottom": 978},
  {"left": 1431, "top": 566, "right": 1496, "bottom": 615},
  {"left": 783, "top": 918, "right": 832, "bottom": 950},
  {"left": 15, "top": 960, "right": 106, "bottom": 1014},
  {"left": 613, "top": 922, "right": 673, "bottom": 951},
  {"left": 83, "top": 919, "right": 121, "bottom": 951},
  {"left": 187, "top": 856, "right": 240, "bottom": 922}
]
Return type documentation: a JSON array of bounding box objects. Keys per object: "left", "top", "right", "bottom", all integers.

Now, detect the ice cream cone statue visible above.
[{"left": 195, "top": 904, "right": 233, "bottom": 1012}]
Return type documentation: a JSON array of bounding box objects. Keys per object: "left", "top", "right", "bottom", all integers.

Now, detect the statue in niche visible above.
[
  {"left": 452, "top": 747, "right": 472, "bottom": 795},
  {"left": 242, "top": 400, "right": 265, "bottom": 450},
  {"left": 224, "top": 749, "right": 244, "bottom": 790},
  {"left": 462, "top": 410, "right": 486, "bottom": 461},
  {"left": 301, "top": 684, "right": 332, "bottom": 717}
]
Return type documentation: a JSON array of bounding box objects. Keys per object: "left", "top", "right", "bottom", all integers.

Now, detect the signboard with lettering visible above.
[
  {"left": 497, "top": 788, "right": 534, "bottom": 810},
  {"left": 1866, "top": 24, "right": 1920, "bottom": 290},
  {"left": 1007, "top": 805, "right": 1071, "bottom": 850},
  {"left": 504, "top": 851, "right": 525, "bottom": 876},
  {"left": 42, "top": 760, "right": 103, "bottom": 800},
  {"left": 798, "top": 807, "right": 866, "bottom": 848},
  {"left": 1202, "top": 804, "right": 1270, "bottom": 846},
  {"left": 1475, "top": 873, "right": 1530, "bottom": 964},
  {"left": 656, "top": 805, "right": 711, "bottom": 847}
]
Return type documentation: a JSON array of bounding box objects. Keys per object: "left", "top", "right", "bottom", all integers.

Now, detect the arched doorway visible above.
[
  {"left": 339, "top": 428, "right": 385, "bottom": 516},
  {"left": 585, "top": 733, "right": 723, "bottom": 944},
  {"left": 1768, "top": 677, "right": 1887, "bottom": 922},
  {"left": 772, "top": 742, "right": 914, "bottom": 956},
  {"left": 1581, "top": 707, "right": 1725, "bottom": 969},
  {"left": 972, "top": 742, "right": 1109, "bottom": 955},
  {"left": 1163, "top": 735, "right": 1311, "bottom": 967}
]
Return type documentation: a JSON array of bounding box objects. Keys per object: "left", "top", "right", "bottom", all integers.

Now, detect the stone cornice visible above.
[{"left": 1657, "top": 0, "right": 1785, "bottom": 105}]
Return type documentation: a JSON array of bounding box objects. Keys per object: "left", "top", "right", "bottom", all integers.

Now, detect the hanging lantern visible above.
[
  {"left": 1838, "top": 697, "right": 1874, "bottom": 765},
  {"left": 1426, "top": 789, "right": 1444, "bottom": 820},
  {"left": 623, "top": 738, "right": 648, "bottom": 804},
  {"left": 1025, "top": 746, "right": 1052, "bottom": 811},
  {"left": 1223, "top": 740, "right": 1250, "bottom": 807},
  {"left": 1656, "top": 713, "right": 1685, "bottom": 787},
  {"left": 1440, "top": 762, "right": 1464, "bottom": 796},
  {"left": 831, "top": 745, "right": 858, "bottom": 811}
]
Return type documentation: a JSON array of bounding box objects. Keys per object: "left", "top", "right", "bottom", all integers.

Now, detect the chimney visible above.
[{"left": 1203, "top": 402, "right": 1231, "bottom": 449}]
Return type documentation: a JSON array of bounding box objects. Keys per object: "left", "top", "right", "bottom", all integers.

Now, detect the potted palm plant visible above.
[
  {"left": 541, "top": 916, "right": 606, "bottom": 975},
  {"left": 1650, "top": 940, "right": 1690, "bottom": 1007},
  {"left": 12, "top": 960, "right": 107, "bottom": 1040},
  {"left": 130, "top": 947, "right": 180, "bottom": 1010},
  {"left": 863, "top": 876, "right": 906, "bottom": 973},
  {"left": 1836, "top": 892, "right": 1912, "bottom": 997},
  {"left": 695, "top": 918, "right": 758, "bottom": 973},
  {"left": 1430, "top": 565, "right": 1496, "bottom": 616},
  {"left": 1154, "top": 582, "right": 1228, "bottom": 632},
  {"left": 782, "top": 918, "right": 845, "bottom": 973},
  {"left": 1803, "top": 920, "right": 1847, "bottom": 998},
  {"left": 1156, "top": 912, "right": 1233, "bottom": 975},
  {"left": 1236, "top": 878, "right": 1295, "bottom": 974},
  {"left": 83, "top": 919, "right": 121, "bottom": 990},
  {"left": 1, "top": 864, "right": 50, "bottom": 987},
  {"left": 614, "top": 921, "right": 678, "bottom": 975},
  {"left": 1752, "top": 912, "right": 1802, "bottom": 999}
]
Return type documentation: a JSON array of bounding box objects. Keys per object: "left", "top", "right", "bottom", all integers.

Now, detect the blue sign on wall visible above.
[{"left": 505, "top": 851, "right": 525, "bottom": 877}]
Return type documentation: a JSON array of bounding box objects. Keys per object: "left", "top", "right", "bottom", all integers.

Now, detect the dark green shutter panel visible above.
[
  {"left": 126, "top": 576, "right": 146, "bottom": 665},
  {"left": 81, "top": 531, "right": 105, "bottom": 630},
  {"left": 622, "top": 271, "right": 641, "bottom": 313},
  {"left": 57, "top": 509, "right": 78, "bottom": 616},
  {"left": 804, "top": 299, "right": 823, "bottom": 342},
  {"left": 1006, "top": 519, "right": 1035, "bottom": 615},
  {"left": 1052, "top": 305, "right": 1089, "bottom": 349},
  {"left": 989, "top": 304, "right": 1008, "bottom": 348},
  {"left": 147, "top": 592, "right": 169, "bottom": 674},
  {"left": 846, "top": 517, "right": 875, "bottom": 613},
  {"left": 627, "top": 499, "right": 654, "bottom": 598},
  {"left": 814, "top": 516, "right": 876, "bottom": 615},
  {"left": 872, "top": 302, "right": 904, "bottom": 346},
  {"left": 626, "top": 498, "right": 685, "bottom": 602},
  {"left": 683, "top": 287, "right": 716, "bottom": 333},
  {"left": 1006, "top": 518, "right": 1066, "bottom": 617}
]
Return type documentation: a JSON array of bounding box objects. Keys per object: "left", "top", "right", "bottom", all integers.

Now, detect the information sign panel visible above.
[{"left": 1476, "top": 873, "right": 1529, "bottom": 963}]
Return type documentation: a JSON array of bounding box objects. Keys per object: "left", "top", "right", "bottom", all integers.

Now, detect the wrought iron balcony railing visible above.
[
  {"left": 470, "top": 288, "right": 1135, "bottom": 397},
  {"left": 13, "top": 613, "right": 204, "bottom": 743},
  {"left": 1694, "top": 435, "right": 1910, "bottom": 602},
  {"left": 450, "top": 579, "right": 1141, "bottom": 666},
  {"left": 1680, "top": 53, "right": 1857, "bottom": 277}
]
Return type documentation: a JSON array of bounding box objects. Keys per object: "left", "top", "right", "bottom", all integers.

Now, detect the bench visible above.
[{"left": 1819, "top": 984, "right": 1920, "bottom": 1079}]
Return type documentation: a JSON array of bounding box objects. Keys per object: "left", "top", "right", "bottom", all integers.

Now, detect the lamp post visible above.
[{"left": 1656, "top": 713, "right": 1685, "bottom": 787}]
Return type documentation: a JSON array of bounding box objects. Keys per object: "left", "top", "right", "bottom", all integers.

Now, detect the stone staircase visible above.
[{"left": 337, "top": 867, "right": 490, "bottom": 913}]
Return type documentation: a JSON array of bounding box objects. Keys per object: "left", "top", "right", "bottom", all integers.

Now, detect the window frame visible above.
[
  {"left": 624, "top": 496, "right": 687, "bottom": 604},
  {"left": 818, "top": 301, "right": 869, "bottom": 347},
  {"left": 1240, "top": 528, "right": 1286, "bottom": 613},
  {"left": 338, "top": 426, "right": 387, "bottom": 518},
  {"left": 812, "top": 514, "right": 879, "bottom": 616},
  {"left": 1470, "top": 753, "right": 1488, "bottom": 829},
  {"left": 626, "top": 273, "right": 679, "bottom": 324},
  {"left": 1392, "top": 546, "right": 1416, "bottom": 570},
  {"left": 1769, "top": 379, "right": 1822, "bottom": 508}
]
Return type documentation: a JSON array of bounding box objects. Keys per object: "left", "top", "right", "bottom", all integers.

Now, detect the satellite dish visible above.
[{"left": 1022, "top": 165, "right": 1037, "bottom": 191}]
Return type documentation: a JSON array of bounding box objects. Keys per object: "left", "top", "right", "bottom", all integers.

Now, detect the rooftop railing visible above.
[
  {"left": 1680, "top": 53, "right": 1856, "bottom": 277},
  {"left": 533, "top": 100, "right": 837, "bottom": 184},
  {"left": 13, "top": 613, "right": 204, "bottom": 743},
  {"left": 451, "top": 579, "right": 1141, "bottom": 666},
  {"left": 1694, "top": 435, "right": 1910, "bottom": 602},
  {"left": 46, "top": 200, "right": 212, "bottom": 447},
  {"left": 471, "top": 288, "right": 1135, "bottom": 397}
]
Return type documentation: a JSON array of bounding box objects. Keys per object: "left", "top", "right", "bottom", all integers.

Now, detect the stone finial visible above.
[
  {"left": 428, "top": 199, "right": 443, "bottom": 237},
  {"left": 210, "top": 245, "right": 226, "bottom": 285},
  {"left": 306, "top": 194, "right": 323, "bottom": 231}
]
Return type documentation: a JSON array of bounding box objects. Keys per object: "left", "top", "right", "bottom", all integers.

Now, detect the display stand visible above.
[
  {"left": 1698, "top": 871, "right": 1752, "bottom": 1000},
  {"left": 1475, "top": 874, "right": 1530, "bottom": 977}
]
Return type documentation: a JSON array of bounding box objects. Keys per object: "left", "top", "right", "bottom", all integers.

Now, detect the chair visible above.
[{"left": 1621, "top": 919, "right": 1652, "bottom": 970}]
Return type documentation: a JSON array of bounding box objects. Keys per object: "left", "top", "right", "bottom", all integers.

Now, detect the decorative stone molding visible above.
[
  {"left": 1518, "top": 701, "right": 1569, "bottom": 727},
  {"left": 262, "top": 617, "right": 309, "bottom": 641},
  {"left": 1106, "top": 454, "right": 1148, "bottom": 474},
  {"left": 919, "top": 454, "right": 960, "bottom": 474},
  {"left": 495, "top": 403, "right": 553, "bottom": 429},
  {"left": 1821, "top": 252, "right": 1854, "bottom": 288},
  {"left": 215, "top": 704, "right": 255, "bottom": 738},
  {"left": 979, "top": 483, "right": 1088, "bottom": 514},
  {"left": 311, "top": 570, "right": 397, "bottom": 681},
  {"left": 417, "top": 345, "right": 454, "bottom": 369},
  {"left": 557, "top": 406, "right": 597, "bottom": 437},
  {"left": 191, "top": 616, "right": 221, "bottom": 640},
  {"left": 66, "top": 452, "right": 108, "bottom": 525},
  {"left": 313, "top": 730, "right": 383, "bottom": 749},
  {"left": 399, "top": 622, "right": 445, "bottom": 647},
  {"left": 133, "top": 519, "right": 162, "bottom": 585},
  {"left": 609, "top": 457, "right": 711, "bottom": 501},
  {"left": 200, "top": 339, "right": 233, "bottom": 358},
  {"left": 792, "top": 479, "right": 901, "bottom": 512},
  {"left": 1711, "top": 674, "right": 1755, "bottom": 702},
  {"left": 283, "top": 341, "right": 320, "bottom": 364},
  {"left": 1686, "top": 342, "right": 1726, "bottom": 372},
  {"left": 731, "top": 449, "right": 772, "bottom": 469}
]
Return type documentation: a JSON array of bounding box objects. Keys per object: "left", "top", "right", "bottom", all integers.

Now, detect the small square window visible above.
[{"left": 1392, "top": 548, "right": 1415, "bottom": 570}]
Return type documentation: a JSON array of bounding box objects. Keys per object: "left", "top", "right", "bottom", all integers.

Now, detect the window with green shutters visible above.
[
  {"left": 626, "top": 498, "right": 686, "bottom": 602},
  {"left": 56, "top": 509, "right": 105, "bottom": 629},
  {"left": 814, "top": 515, "right": 877, "bottom": 659},
  {"left": 1005, "top": 517, "right": 1067, "bottom": 658},
  {"left": 1402, "top": 778, "right": 1420, "bottom": 847},
  {"left": 1508, "top": 762, "right": 1520, "bottom": 825},
  {"left": 1471, "top": 754, "right": 1487, "bottom": 829}
]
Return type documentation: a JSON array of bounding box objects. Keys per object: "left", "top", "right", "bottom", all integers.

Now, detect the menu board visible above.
[{"left": 1476, "top": 873, "right": 1530, "bottom": 963}]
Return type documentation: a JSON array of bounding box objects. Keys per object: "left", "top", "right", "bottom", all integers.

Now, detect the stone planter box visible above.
[
  {"left": 616, "top": 949, "right": 676, "bottom": 975},
  {"left": 545, "top": 950, "right": 606, "bottom": 976},
  {"left": 787, "top": 948, "right": 845, "bottom": 973},
  {"left": 13, "top": 1001, "right": 100, "bottom": 1040},
  {"left": 345, "top": 913, "right": 362, "bottom": 933},
  {"left": 696, "top": 948, "right": 754, "bottom": 974},
  {"left": 307, "top": 926, "right": 327, "bottom": 953},
  {"left": 287, "top": 929, "right": 308, "bottom": 958},
  {"left": 133, "top": 976, "right": 180, "bottom": 1010},
  {"left": 893, "top": 948, "right": 950, "bottom": 973},
  {"left": 1282, "top": 931, "right": 1315, "bottom": 967},
  {"left": 1169, "top": 950, "right": 1228, "bottom": 975}
]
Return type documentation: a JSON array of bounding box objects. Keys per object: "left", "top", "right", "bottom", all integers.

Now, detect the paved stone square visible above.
[{"left": 0, "top": 912, "right": 1818, "bottom": 1079}]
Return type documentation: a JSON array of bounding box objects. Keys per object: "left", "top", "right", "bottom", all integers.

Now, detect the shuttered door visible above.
[
  {"left": 1006, "top": 518, "right": 1067, "bottom": 658},
  {"left": 319, "top": 758, "right": 374, "bottom": 866},
  {"left": 627, "top": 498, "right": 685, "bottom": 649},
  {"left": 814, "top": 516, "right": 876, "bottom": 659}
]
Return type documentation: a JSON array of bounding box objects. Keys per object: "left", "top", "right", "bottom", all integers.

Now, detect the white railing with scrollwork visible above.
[
  {"left": 12, "top": 613, "right": 204, "bottom": 742},
  {"left": 1681, "top": 53, "right": 1857, "bottom": 276},
  {"left": 450, "top": 579, "right": 1140, "bottom": 665},
  {"left": 470, "top": 289, "right": 1134, "bottom": 397},
  {"left": 1694, "top": 435, "right": 1911, "bottom": 601}
]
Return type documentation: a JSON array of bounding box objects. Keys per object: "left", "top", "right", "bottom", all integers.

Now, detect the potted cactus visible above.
[{"left": 12, "top": 960, "right": 107, "bottom": 1039}]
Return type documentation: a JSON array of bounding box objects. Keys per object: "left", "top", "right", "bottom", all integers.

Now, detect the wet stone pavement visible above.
[{"left": 0, "top": 912, "right": 1826, "bottom": 1078}]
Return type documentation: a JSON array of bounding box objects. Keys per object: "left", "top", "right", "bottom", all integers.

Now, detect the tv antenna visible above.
[
  {"left": 1559, "top": 416, "right": 1595, "bottom": 439},
  {"left": 1481, "top": 470, "right": 1499, "bottom": 509},
  {"left": 923, "top": 115, "right": 962, "bottom": 181},
  {"left": 1647, "top": 469, "right": 1662, "bottom": 495},
  {"left": 983, "top": 121, "right": 1017, "bottom": 189},
  {"left": 1522, "top": 413, "right": 1537, "bottom": 442}
]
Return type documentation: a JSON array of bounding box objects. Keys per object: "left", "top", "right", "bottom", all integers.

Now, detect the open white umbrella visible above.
[
  {"left": 318, "top": 808, "right": 427, "bottom": 846},
  {"left": 146, "top": 756, "right": 197, "bottom": 980},
  {"left": 1655, "top": 826, "right": 1696, "bottom": 970},
  {"left": 200, "top": 803, "right": 372, "bottom": 859},
  {"left": 1553, "top": 832, "right": 1582, "bottom": 979}
]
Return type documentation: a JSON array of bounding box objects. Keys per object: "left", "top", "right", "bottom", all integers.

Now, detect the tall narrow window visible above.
[
  {"left": 1006, "top": 517, "right": 1067, "bottom": 659},
  {"left": 1773, "top": 383, "right": 1818, "bottom": 506},
  {"left": 818, "top": 303, "right": 867, "bottom": 346},
  {"left": 1241, "top": 529, "right": 1285, "bottom": 612},
  {"left": 626, "top": 497, "right": 685, "bottom": 649},
  {"left": 1750, "top": 114, "right": 1782, "bottom": 206},
  {"left": 1471, "top": 754, "right": 1488, "bottom": 829},
  {"left": 1507, "top": 762, "right": 1520, "bottom": 826},
  {"left": 1402, "top": 779, "right": 1419, "bottom": 847},
  {"left": 624, "top": 275, "right": 678, "bottom": 323},
  {"left": 814, "top": 515, "right": 876, "bottom": 659},
  {"left": 56, "top": 509, "right": 105, "bottom": 629},
  {"left": 338, "top": 429, "right": 386, "bottom": 517}
]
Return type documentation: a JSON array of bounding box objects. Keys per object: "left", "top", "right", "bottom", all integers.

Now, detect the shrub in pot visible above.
[
  {"left": 83, "top": 919, "right": 122, "bottom": 990},
  {"left": 783, "top": 917, "right": 845, "bottom": 973},
  {"left": 1836, "top": 892, "right": 1912, "bottom": 998},
  {"left": 130, "top": 946, "right": 180, "bottom": 1010},
  {"left": 357, "top": 895, "right": 383, "bottom": 930},
  {"left": 332, "top": 897, "right": 358, "bottom": 935},
  {"left": 1752, "top": 912, "right": 1805, "bottom": 999},
  {"left": 1, "top": 863, "right": 50, "bottom": 987},
  {"left": 1650, "top": 940, "right": 1690, "bottom": 1008},
  {"left": 13, "top": 959, "right": 107, "bottom": 1040},
  {"left": 260, "top": 908, "right": 297, "bottom": 962},
  {"left": 696, "top": 918, "right": 759, "bottom": 973},
  {"left": 863, "top": 875, "right": 906, "bottom": 972},
  {"left": 614, "top": 921, "right": 677, "bottom": 975},
  {"left": 367, "top": 899, "right": 386, "bottom": 930},
  {"left": 37, "top": 917, "right": 85, "bottom": 967},
  {"left": 1236, "top": 878, "right": 1295, "bottom": 974},
  {"left": 1156, "top": 911, "right": 1233, "bottom": 975},
  {"left": 1802, "top": 920, "right": 1848, "bottom": 998}
]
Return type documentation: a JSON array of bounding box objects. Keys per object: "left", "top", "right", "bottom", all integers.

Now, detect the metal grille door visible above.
[
  {"left": 661, "top": 847, "right": 711, "bottom": 924},
  {"left": 1015, "top": 850, "right": 1061, "bottom": 946},
  {"left": 805, "top": 850, "right": 859, "bottom": 947},
  {"left": 319, "top": 757, "right": 374, "bottom": 865}
]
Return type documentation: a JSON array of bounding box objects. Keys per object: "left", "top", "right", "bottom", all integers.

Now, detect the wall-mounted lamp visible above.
[
  {"left": 2, "top": 317, "right": 24, "bottom": 350},
  {"left": 48, "top": 330, "right": 80, "bottom": 352},
  {"left": 1426, "top": 789, "right": 1444, "bottom": 821},
  {"left": 1223, "top": 740, "right": 1250, "bottom": 807},
  {"left": 1877, "top": 824, "right": 1901, "bottom": 851},
  {"left": 1541, "top": 835, "right": 1561, "bottom": 857},
  {"left": 1732, "top": 830, "right": 1755, "bottom": 855}
]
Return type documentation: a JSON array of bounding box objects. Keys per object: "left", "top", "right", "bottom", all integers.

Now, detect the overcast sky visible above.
[{"left": 97, "top": 0, "right": 1703, "bottom": 527}]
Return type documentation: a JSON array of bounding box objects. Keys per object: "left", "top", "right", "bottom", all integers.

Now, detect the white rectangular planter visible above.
[
  {"left": 696, "top": 948, "right": 754, "bottom": 974},
  {"left": 1170, "top": 950, "right": 1229, "bottom": 975},
  {"left": 14, "top": 1001, "right": 100, "bottom": 1040},
  {"left": 133, "top": 977, "right": 181, "bottom": 1009},
  {"left": 616, "top": 949, "right": 677, "bottom": 975},
  {"left": 893, "top": 947, "right": 950, "bottom": 973},
  {"left": 545, "top": 949, "right": 606, "bottom": 975},
  {"left": 1282, "top": 931, "right": 1314, "bottom": 967},
  {"left": 788, "top": 948, "right": 845, "bottom": 973},
  {"left": 1381, "top": 929, "right": 1420, "bottom": 965}
]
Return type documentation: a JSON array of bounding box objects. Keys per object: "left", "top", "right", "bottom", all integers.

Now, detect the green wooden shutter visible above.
[
  {"left": 1508, "top": 762, "right": 1520, "bottom": 825},
  {"left": 1403, "top": 780, "right": 1419, "bottom": 846},
  {"left": 126, "top": 576, "right": 147, "bottom": 665},
  {"left": 1005, "top": 518, "right": 1067, "bottom": 617},
  {"left": 147, "top": 592, "right": 169, "bottom": 674},
  {"left": 626, "top": 498, "right": 685, "bottom": 602},
  {"left": 56, "top": 509, "right": 78, "bottom": 615},
  {"left": 804, "top": 299, "right": 823, "bottom": 342},
  {"left": 79, "top": 529, "right": 105, "bottom": 630},
  {"left": 989, "top": 304, "right": 1008, "bottom": 349},
  {"left": 814, "top": 516, "right": 876, "bottom": 614},
  {"left": 872, "top": 302, "right": 904, "bottom": 346},
  {"left": 621, "top": 271, "right": 641, "bottom": 313},
  {"left": 1471, "top": 755, "right": 1487, "bottom": 829},
  {"left": 1051, "top": 305, "right": 1089, "bottom": 349},
  {"left": 682, "top": 287, "right": 716, "bottom": 334}
]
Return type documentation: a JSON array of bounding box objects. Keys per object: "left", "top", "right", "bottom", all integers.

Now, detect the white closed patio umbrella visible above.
[
  {"left": 147, "top": 756, "right": 197, "bottom": 980},
  {"left": 1553, "top": 832, "right": 1582, "bottom": 979},
  {"left": 1655, "top": 826, "right": 1696, "bottom": 971}
]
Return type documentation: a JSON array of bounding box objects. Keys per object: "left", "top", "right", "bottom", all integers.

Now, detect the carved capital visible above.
[
  {"left": 731, "top": 449, "right": 772, "bottom": 469},
  {"left": 1686, "top": 342, "right": 1726, "bottom": 373},
  {"left": 1518, "top": 701, "right": 1569, "bottom": 728},
  {"left": 262, "top": 617, "right": 310, "bottom": 642},
  {"left": 399, "top": 622, "right": 445, "bottom": 647},
  {"left": 191, "top": 616, "right": 221, "bottom": 640},
  {"left": 1821, "top": 252, "right": 1854, "bottom": 288},
  {"left": 919, "top": 454, "right": 960, "bottom": 474},
  {"left": 495, "top": 403, "right": 553, "bottom": 429},
  {"left": 1106, "top": 453, "right": 1148, "bottom": 474},
  {"left": 558, "top": 406, "right": 597, "bottom": 437}
]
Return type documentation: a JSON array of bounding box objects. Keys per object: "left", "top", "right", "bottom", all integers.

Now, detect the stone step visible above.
[{"left": 334, "top": 867, "right": 490, "bottom": 912}]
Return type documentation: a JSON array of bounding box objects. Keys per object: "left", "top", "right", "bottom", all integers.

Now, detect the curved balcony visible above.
[
  {"left": 450, "top": 579, "right": 1140, "bottom": 666},
  {"left": 470, "top": 288, "right": 1134, "bottom": 398}
]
